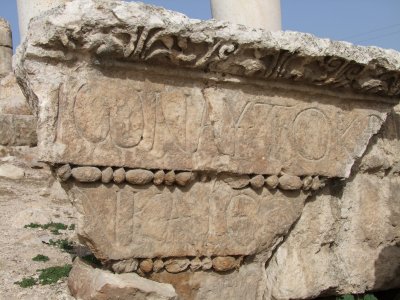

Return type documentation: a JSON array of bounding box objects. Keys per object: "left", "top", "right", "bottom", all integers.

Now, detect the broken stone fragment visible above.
[
  {"left": 302, "top": 176, "right": 313, "bottom": 190},
  {"left": 175, "top": 172, "right": 195, "bottom": 186},
  {"left": 56, "top": 164, "right": 71, "bottom": 182},
  {"left": 278, "top": 174, "right": 303, "bottom": 190},
  {"left": 265, "top": 175, "right": 279, "bottom": 189},
  {"left": 164, "top": 258, "right": 190, "bottom": 273},
  {"left": 190, "top": 257, "right": 202, "bottom": 271},
  {"left": 112, "top": 258, "right": 139, "bottom": 274},
  {"left": 113, "top": 168, "right": 125, "bottom": 184},
  {"left": 153, "top": 259, "right": 164, "bottom": 272},
  {"left": 153, "top": 170, "right": 165, "bottom": 185},
  {"left": 71, "top": 167, "right": 101, "bottom": 183},
  {"left": 164, "top": 171, "right": 175, "bottom": 186},
  {"left": 139, "top": 259, "right": 154, "bottom": 273},
  {"left": 68, "top": 258, "right": 178, "bottom": 300},
  {"left": 212, "top": 256, "right": 238, "bottom": 272},
  {"left": 101, "top": 167, "right": 114, "bottom": 184},
  {"left": 250, "top": 175, "right": 265, "bottom": 189},
  {"left": 201, "top": 257, "right": 213, "bottom": 270},
  {"left": 222, "top": 174, "right": 250, "bottom": 189},
  {"left": 126, "top": 169, "right": 154, "bottom": 185}
]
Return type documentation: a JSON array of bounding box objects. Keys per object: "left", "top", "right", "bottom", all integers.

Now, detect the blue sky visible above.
[{"left": 1, "top": 0, "right": 399, "bottom": 52}]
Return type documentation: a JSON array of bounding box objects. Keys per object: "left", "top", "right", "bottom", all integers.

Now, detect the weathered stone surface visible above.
[
  {"left": 151, "top": 263, "right": 266, "bottom": 300},
  {"left": 68, "top": 258, "right": 178, "bottom": 300},
  {"left": 212, "top": 256, "right": 238, "bottom": 272},
  {"left": 201, "top": 257, "right": 212, "bottom": 270},
  {"left": 190, "top": 257, "right": 202, "bottom": 271},
  {"left": 71, "top": 167, "right": 101, "bottom": 183},
  {"left": 0, "top": 163, "right": 25, "bottom": 180},
  {"left": 126, "top": 169, "right": 154, "bottom": 185},
  {"left": 250, "top": 175, "right": 265, "bottom": 189},
  {"left": 15, "top": 0, "right": 398, "bottom": 178},
  {"left": 101, "top": 167, "right": 113, "bottom": 184},
  {"left": 222, "top": 174, "right": 250, "bottom": 189},
  {"left": 0, "top": 74, "right": 32, "bottom": 115},
  {"left": 265, "top": 175, "right": 279, "bottom": 189},
  {"left": 175, "top": 172, "right": 195, "bottom": 186},
  {"left": 0, "top": 114, "right": 37, "bottom": 146},
  {"left": 164, "top": 258, "right": 190, "bottom": 273},
  {"left": 66, "top": 174, "right": 307, "bottom": 260},
  {"left": 153, "top": 170, "right": 165, "bottom": 186},
  {"left": 164, "top": 171, "right": 175, "bottom": 186},
  {"left": 56, "top": 164, "right": 72, "bottom": 182},
  {"left": 153, "top": 259, "right": 165, "bottom": 273},
  {"left": 112, "top": 258, "right": 139, "bottom": 274},
  {"left": 113, "top": 168, "right": 125, "bottom": 184},
  {"left": 265, "top": 174, "right": 400, "bottom": 299},
  {"left": 139, "top": 259, "right": 154, "bottom": 274},
  {"left": 278, "top": 174, "right": 303, "bottom": 190}
]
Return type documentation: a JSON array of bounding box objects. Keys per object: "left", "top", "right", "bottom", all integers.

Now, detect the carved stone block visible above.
[{"left": 14, "top": 0, "right": 400, "bottom": 292}]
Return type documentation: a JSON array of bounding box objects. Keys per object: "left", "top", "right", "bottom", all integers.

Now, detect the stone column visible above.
[
  {"left": 16, "top": 0, "right": 70, "bottom": 42},
  {"left": 210, "top": 0, "right": 281, "bottom": 31},
  {"left": 0, "top": 18, "right": 12, "bottom": 78}
]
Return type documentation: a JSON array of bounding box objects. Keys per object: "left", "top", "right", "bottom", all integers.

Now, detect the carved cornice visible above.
[{"left": 20, "top": 0, "right": 400, "bottom": 98}]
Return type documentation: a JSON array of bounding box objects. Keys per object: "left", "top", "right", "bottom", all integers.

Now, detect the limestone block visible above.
[
  {"left": 15, "top": 0, "right": 400, "bottom": 178},
  {"left": 66, "top": 175, "right": 307, "bottom": 260},
  {"left": 0, "top": 114, "right": 37, "bottom": 146},
  {"left": 68, "top": 258, "right": 178, "bottom": 300},
  {"left": 150, "top": 263, "right": 266, "bottom": 300},
  {"left": 264, "top": 174, "right": 400, "bottom": 299},
  {"left": 0, "top": 74, "right": 32, "bottom": 116}
]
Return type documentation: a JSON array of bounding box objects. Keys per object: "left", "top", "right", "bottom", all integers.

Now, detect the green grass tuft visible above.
[
  {"left": 32, "top": 254, "right": 50, "bottom": 262},
  {"left": 14, "top": 277, "right": 37, "bottom": 288},
  {"left": 24, "top": 222, "right": 69, "bottom": 235},
  {"left": 38, "top": 265, "right": 72, "bottom": 285},
  {"left": 48, "top": 239, "right": 74, "bottom": 252}
]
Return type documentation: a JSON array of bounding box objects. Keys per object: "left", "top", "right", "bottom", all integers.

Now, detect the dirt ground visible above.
[{"left": 0, "top": 146, "right": 76, "bottom": 300}]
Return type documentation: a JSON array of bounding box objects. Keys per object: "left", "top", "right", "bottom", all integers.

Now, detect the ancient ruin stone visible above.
[
  {"left": 126, "top": 169, "right": 154, "bottom": 185},
  {"left": 175, "top": 172, "right": 195, "bottom": 186},
  {"left": 113, "top": 168, "right": 125, "bottom": 184},
  {"left": 201, "top": 257, "right": 213, "bottom": 270},
  {"left": 164, "top": 258, "right": 190, "bottom": 273},
  {"left": 190, "top": 257, "right": 202, "bottom": 271},
  {"left": 250, "top": 175, "right": 265, "bottom": 189},
  {"left": 112, "top": 258, "right": 139, "bottom": 274},
  {"left": 101, "top": 167, "right": 113, "bottom": 184},
  {"left": 56, "top": 164, "right": 71, "bottom": 182},
  {"left": 71, "top": 167, "right": 101, "bottom": 183},
  {"left": 15, "top": 0, "right": 397, "bottom": 178},
  {"left": 212, "top": 256, "right": 238, "bottom": 272},
  {"left": 153, "top": 170, "right": 165, "bottom": 186},
  {"left": 139, "top": 259, "right": 154, "bottom": 274},
  {"left": 164, "top": 171, "right": 175, "bottom": 186},
  {"left": 13, "top": 0, "right": 400, "bottom": 299},
  {"left": 222, "top": 174, "right": 250, "bottom": 189},
  {"left": 153, "top": 259, "right": 165, "bottom": 273},
  {"left": 69, "top": 258, "right": 178, "bottom": 300},
  {"left": 265, "top": 175, "right": 279, "bottom": 189},
  {"left": 278, "top": 174, "right": 303, "bottom": 190}
]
